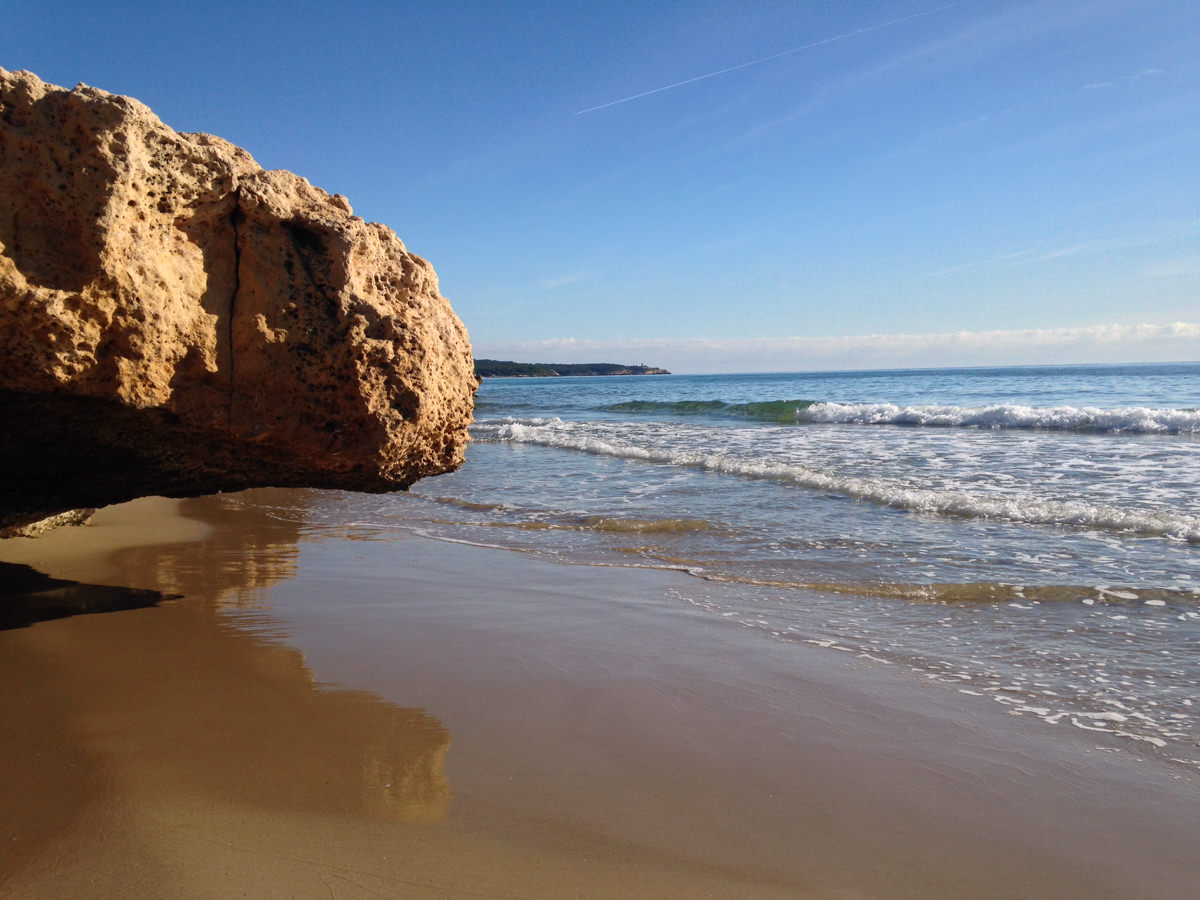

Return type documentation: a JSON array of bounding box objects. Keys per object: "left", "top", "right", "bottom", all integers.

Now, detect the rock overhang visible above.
[{"left": 0, "top": 68, "right": 477, "bottom": 533}]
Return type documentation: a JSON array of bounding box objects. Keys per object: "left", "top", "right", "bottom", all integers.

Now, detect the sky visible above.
[{"left": 3, "top": 0, "right": 1198, "bottom": 372}]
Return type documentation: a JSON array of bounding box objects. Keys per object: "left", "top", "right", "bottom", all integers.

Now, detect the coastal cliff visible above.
[{"left": 0, "top": 69, "right": 476, "bottom": 533}]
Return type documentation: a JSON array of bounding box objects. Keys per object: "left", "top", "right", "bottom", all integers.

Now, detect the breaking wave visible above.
[
  {"left": 475, "top": 419, "right": 1200, "bottom": 543},
  {"left": 799, "top": 402, "right": 1200, "bottom": 433},
  {"left": 600, "top": 398, "right": 1200, "bottom": 433}
]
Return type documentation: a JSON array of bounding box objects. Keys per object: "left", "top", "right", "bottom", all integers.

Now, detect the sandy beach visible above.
[
  {"left": 6, "top": 4, "right": 1197, "bottom": 896},
  {"left": 1, "top": 490, "right": 1197, "bottom": 898}
]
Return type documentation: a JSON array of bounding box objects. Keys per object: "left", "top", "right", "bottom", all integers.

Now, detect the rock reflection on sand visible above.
[
  {"left": 0, "top": 490, "right": 451, "bottom": 884},
  {"left": 111, "top": 490, "right": 451, "bottom": 823},
  {"left": 117, "top": 490, "right": 309, "bottom": 610},
  {"left": 95, "top": 599, "right": 455, "bottom": 824}
]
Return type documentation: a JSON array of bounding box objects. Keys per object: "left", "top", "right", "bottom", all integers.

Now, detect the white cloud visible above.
[
  {"left": 1141, "top": 256, "right": 1200, "bottom": 279},
  {"left": 574, "top": 1, "right": 975, "bottom": 116},
  {"left": 924, "top": 226, "right": 1198, "bottom": 279},
  {"left": 539, "top": 271, "right": 596, "bottom": 291},
  {"left": 475, "top": 323, "right": 1200, "bottom": 374}
]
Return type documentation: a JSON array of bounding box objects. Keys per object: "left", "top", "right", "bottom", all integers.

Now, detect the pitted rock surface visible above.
[{"left": 1, "top": 68, "right": 476, "bottom": 532}]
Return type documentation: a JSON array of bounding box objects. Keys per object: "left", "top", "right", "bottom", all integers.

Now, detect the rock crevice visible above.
[
  {"left": 0, "top": 68, "right": 477, "bottom": 532},
  {"left": 227, "top": 199, "right": 242, "bottom": 424}
]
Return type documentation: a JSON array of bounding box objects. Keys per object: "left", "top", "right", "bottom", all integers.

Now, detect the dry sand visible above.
[{"left": 1, "top": 491, "right": 1197, "bottom": 898}]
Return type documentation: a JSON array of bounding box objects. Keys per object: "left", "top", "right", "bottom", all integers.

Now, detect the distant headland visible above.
[{"left": 474, "top": 359, "right": 670, "bottom": 378}]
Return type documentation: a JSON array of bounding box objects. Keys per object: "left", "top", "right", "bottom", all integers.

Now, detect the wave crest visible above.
[
  {"left": 476, "top": 420, "right": 1200, "bottom": 543},
  {"left": 599, "top": 398, "right": 1200, "bottom": 432},
  {"left": 800, "top": 402, "right": 1200, "bottom": 433}
]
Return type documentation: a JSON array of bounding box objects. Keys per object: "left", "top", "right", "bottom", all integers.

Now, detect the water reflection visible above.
[
  {"left": 116, "top": 489, "right": 310, "bottom": 610},
  {"left": 0, "top": 488, "right": 451, "bottom": 883}
]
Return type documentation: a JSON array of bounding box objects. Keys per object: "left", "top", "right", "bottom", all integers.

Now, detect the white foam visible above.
[
  {"left": 1071, "top": 718, "right": 1115, "bottom": 733},
  {"left": 1075, "top": 711, "right": 1129, "bottom": 723},
  {"left": 478, "top": 420, "right": 1200, "bottom": 543},
  {"left": 1118, "top": 733, "right": 1168, "bottom": 748},
  {"left": 798, "top": 402, "right": 1200, "bottom": 434}
]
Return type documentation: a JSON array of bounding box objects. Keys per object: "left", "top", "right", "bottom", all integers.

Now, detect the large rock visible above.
[{"left": 0, "top": 69, "right": 476, "bottom": 533}]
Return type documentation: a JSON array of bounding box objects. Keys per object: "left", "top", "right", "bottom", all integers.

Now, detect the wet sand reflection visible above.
[{"left": 0, "top": 492, "right": 451, "bottom": 884}]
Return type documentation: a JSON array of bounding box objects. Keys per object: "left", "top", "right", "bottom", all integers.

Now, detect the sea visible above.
[{"left": 269, "top": 362, "right": 1200, "bottom": 775}]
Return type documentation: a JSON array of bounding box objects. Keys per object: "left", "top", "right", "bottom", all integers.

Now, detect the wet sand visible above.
[{"left": 1, "top": 491, "right": 1197, "bottom": 898}]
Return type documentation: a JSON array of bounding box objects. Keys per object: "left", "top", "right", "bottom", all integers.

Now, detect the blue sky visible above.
[{"left": 4, "top": 1, "right": 1197, "bottom": 372}]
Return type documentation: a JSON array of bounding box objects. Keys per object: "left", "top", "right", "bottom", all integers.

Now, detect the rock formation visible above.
[{"left": 0, "top": 69, "right": 476, "bottom": 533}]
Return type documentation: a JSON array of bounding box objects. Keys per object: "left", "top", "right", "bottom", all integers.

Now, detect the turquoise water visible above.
[{"left": 273, "top": 363, "right": 1200, "bottom": 772}]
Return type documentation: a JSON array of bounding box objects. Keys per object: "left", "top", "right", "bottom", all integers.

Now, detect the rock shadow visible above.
[{"left": 0, "top": 561, "right": 173, "bottom": 629}]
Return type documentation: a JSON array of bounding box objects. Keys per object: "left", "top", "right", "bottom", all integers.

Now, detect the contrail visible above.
[{"left": 575, "top": 1, "right": 972, "bottom": 115}]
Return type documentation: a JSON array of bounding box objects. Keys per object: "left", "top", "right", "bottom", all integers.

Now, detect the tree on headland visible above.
[{"left": 473, "top": 359, "right": 670, "bottom": 378}]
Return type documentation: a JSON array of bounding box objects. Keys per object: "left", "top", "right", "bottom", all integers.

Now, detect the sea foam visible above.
[
  {"left": 603, "top": 397, "right": 1200, "bottom": 433},
  {"left": 799, "top": 402, "right": 1200, "bottom": 433},
  {"left": 478, "top": 419, "right": 1200, "bottom": 543}
]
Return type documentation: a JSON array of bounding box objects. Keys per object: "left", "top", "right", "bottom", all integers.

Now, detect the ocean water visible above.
[{"left": 272, "top": 363, "right": 1200, "bottom": 774}]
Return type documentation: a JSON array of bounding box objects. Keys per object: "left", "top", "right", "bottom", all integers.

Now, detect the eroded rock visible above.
[{"left": 0, "top": 68, "right": 476, "bottom": 532}]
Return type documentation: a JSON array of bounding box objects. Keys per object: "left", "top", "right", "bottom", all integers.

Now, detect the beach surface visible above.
[{"left": 1, "top": 490, "right": 1197, "bottom": 898}]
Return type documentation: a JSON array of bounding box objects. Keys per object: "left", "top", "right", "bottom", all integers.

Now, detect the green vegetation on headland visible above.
[{"left": 474, "top": 359, "right": 671, "bottom": 378}]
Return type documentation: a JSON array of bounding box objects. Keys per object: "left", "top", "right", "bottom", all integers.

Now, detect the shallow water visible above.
[{"left": 250, "top": 363, "right": 1200, "bottom": 773}]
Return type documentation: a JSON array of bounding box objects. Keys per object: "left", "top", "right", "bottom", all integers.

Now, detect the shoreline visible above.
[{"left": 2, "top": 490, "right": 1198, "bottom": 897}]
